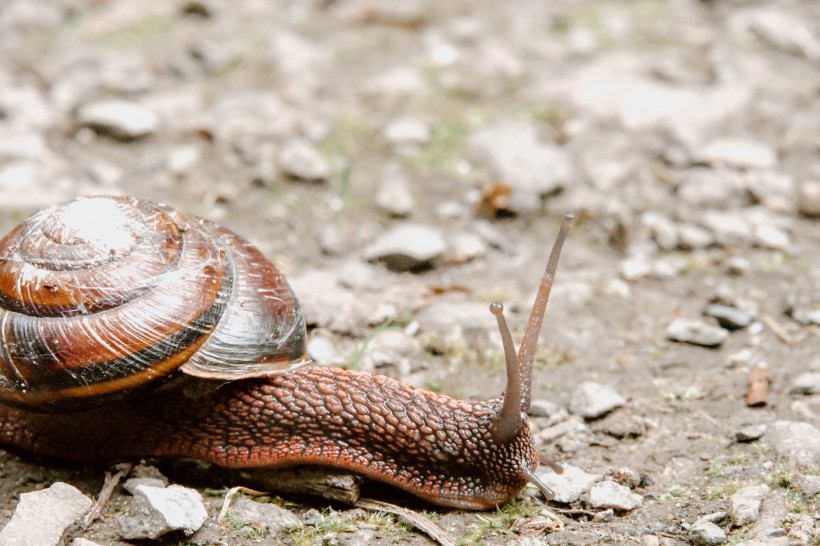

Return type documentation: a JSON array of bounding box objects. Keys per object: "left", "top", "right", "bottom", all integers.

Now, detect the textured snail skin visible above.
[
  {"left": 0, "top": 197, "right": 574, "bottom": 510},
  {"left": 0, "top": 366, "right": 537, "bottom": 510}
]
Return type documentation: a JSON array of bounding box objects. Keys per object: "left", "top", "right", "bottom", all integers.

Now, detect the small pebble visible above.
[
  {"left": 690, "top": 521, "right": 728, "bottom": 545},
  {"left": 75, "top": 99, "right": 159, "bottom": 141},
  {"left": 123, "top": 477, "right": 168, "bottom": 495},
  {"left": 796, "top": 180, "right": 820, "bottom": 217},
  {"left": 70, "top": 539, "right": 104, "bottom": 546},
  {"left": 359, "top": 328, "right": 423, "bottom": 377},
  {"left": 607, "top": 467, "right": 641, "bottom": 489},
  {"left": 306, "top": 335, "right": 343, "bottom": 365},
  {"left": 765, "top": 421, "right": 820, "bottom": 467},
  {"left": 0, "top": 483, "right": 93, "bottom": 546},
  {"left": 464, "top": 119, "right": 569, "bottom": 214},
  {"left": 695, "top": 138, "right": 777, "bottom": 170},
  {"left": 528, "top": 399, "right": 567, "bottom": 420},
  {"left": 375, "top": 165, "right": 416, "bottom": 217},
  {"left": 227, "top": 497, "right": 300, "bottom": 532},
  {"left": 116, "top": 485, "right": 207, "bottom": 540},
  {"left": 363, "top": 223, "right": 447, "bottom": 272},
  {"left": 753, "top": 224, "right": 790, "bottom": 250},
  {"left": 569, "top": 381, "right": 626, "bottom": 419},
  {"left": 729, "top": 484, "right": 769, "bottom": 527},
  {"left": 620, "top": 258, "right": 652, "bottom": 281},
  {"left": 704, "top": 303, "right": 752, "bottom": 330},
  {"left": 534, "top": 464, "right": 600, "bottom": 504},
  {"left": 735, "top": 424, "right": 767, "bottom": 442},
  {"left": 593, "top": 509, "right": 615, "bottom": 522},
  {"left": 789, "top": 372, "right": 820, "bottom": 395},
  {"left": 725, "top": 256, "right": 752, "bottom": 276},
  {"left": 382, "top": 117, "right": 432, "bottom": 152},
  {"left": 277, "top": 139, "right": 331, "bottom": 182},
  {"left": 666, "top": 317, "right": 729, "bottom": 347},
  {"left": 587, "top": 480, "right": 643, "bottom": 511},
  {"left": 794, "top": 474, "right": 820, "bottom": 497},
  {"left": 677, "top": 223, "right": 715, "bottom": 250},
  {"left": 642, "top": 212, "right": 679, "bottom": 250}
]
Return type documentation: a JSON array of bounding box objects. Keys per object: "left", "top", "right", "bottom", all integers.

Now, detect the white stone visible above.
[
  {"left": 116, "top": 484, "right": 208, "bottom": 540},
  {"left": 0, "top": 482, "right": 93, "bottom": 546},
  {"left": 729, "top": 484, "right": 769, "bottom": 527},
  {"left": 464, "top": 119, "right": 569, "bottom": 214},
  {"left": 76, "top": 99, "right": 159, "bottom": 140},
  {"left": 666, "top": 318, "right": 729, "bottom": 347},
  {"left": 696, "top": 138, "right": 777, "bottom": 170},
  {"left": 587, "top": 480, "right": 643, "bottom": 511},
  {"left": 363, "top": 224, "right": 447, "bottom": 271},
  {"left": 569, "top": 382, "right": 625, "bottom": 419},
  {"left": 534, "top": 464, "right": 601, "bottom": 504},
  {"left": 277, "top": 139, "right": 332, "bottom": 182},
  {"left": 690, "top": 521, "right": 728, "bottom": 545}
]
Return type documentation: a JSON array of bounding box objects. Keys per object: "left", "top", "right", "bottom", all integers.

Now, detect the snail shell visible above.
[{"left": 0, "top": 196, "right": 306, "bottom": 410}]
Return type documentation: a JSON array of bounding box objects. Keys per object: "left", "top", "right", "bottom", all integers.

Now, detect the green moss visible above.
[{"left": 457, "top": 500, "right": 549, "bottom": 545}]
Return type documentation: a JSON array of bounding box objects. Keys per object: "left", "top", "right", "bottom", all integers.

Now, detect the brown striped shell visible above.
[{"left": 0, "top": 196, "right": 306, "bottom": 411}]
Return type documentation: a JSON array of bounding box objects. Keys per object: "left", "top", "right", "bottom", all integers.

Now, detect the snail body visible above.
[{"left": 0, "top": 196, "right": 573, "bottom": 510}]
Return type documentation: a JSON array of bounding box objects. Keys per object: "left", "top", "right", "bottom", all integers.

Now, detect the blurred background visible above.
[{"left": 0, "top": 1, "right": 818, "bottom": 544}]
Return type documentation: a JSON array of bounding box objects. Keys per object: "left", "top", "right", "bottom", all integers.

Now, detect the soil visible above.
[{"left": 0, "top": 1, "right": 818, "bottom": 545}]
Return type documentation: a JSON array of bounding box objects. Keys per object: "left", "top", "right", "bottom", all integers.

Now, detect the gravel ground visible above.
[{"left": 0, "top": 1, "right": 819, "bottom": 545}]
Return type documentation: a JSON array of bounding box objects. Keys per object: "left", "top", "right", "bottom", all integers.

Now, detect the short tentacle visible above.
[{"left": 490, "top": 302, "right": 522, "bottom": 443}]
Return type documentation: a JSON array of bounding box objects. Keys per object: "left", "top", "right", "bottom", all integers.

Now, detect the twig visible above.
[
  {"left": 218, "top": 485, "right": 270, "bottom": 525},
  {"left": 761, "top": 313, "right": 792, "bottom": 344},
  {"left": 356, "top": 498, "right": 456, "bottom": 546},
  {"left": 549, "top": 506, "right": 597, "bottom": 518},
  {"left": 83, "top": 462, "right": 133, "bottom": 527},
  {"left": 696, "top": 409, "right": 728, "bottom": 434}
]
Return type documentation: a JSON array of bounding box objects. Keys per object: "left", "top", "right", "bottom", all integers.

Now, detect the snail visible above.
[{"left": 0, "top": 195, "right": 574, "bottom": 510}]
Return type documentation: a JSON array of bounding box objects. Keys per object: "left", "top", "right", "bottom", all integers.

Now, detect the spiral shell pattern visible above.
[{"left": 0, "top": 196, "right": 305, "bottom": 410}]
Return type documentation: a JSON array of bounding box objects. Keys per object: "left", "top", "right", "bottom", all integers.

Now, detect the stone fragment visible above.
[
  {"left": 382, "top": 117, "right": 432, "bottom": 152},
  {"left": 765, "top": 421, "right": 820, "bottom": 467},
  {"left": 666, "top": 318, "right": 729, "bottom": 347},
  {"left": 70, "top": 539, "right": 104, "bottom": 546},
  {"left": 729, "top": 484, "right": 769, "bottom": 527},
  {"left": 695, "top": 138, "right": 777, "bottom": 170},
  {"left": 116, "top": 484, "right": 208, "bottom": 540},
  {"left": 363, "top": 224, "right": 447, "bottom": 272},
  {"left": 375, "top": 165, "right": 416, "bottom": 217},
  {"left": 690, "top": 521, "right": 728, "bottom": 545},
  {"left": 743, "top": 9, "right": 820, "bottom": 60},
  {"left": 558, "top": 55, "right": 751, "bottom": 136},
  {"left": 226, "top": 497, "right": 299, "bottom": 533},
  {"left": 464, "top": 119, "right": 569, "bottom": 214},
  {"left": 735, "top": 424, "right": 767, "bottom": 442},
  {"left": 0, "top": 482, "right": 93, "bottom": 546},
  {"left": 123, "top": 477, "right": 168, "bottom": 495},
  {"left": 75, "top": 99, "right": 159, "bottom": 140},
  {"left": 277, "top": 139, "right": 331, "bottom": 182},
  {"left": 534, "top": 464, "right": 600, "bottom": 504},
  {"left": 359, "top": 328, "right": 423, "bottom": 377},
  {"left": 642, "top": 212, "right": 678, "bottom": 250},
  {"left": 753, "top": 224, "right": 790, "bottom": 250},
  {"left": 789, "top": 372, "right": 820, "bottom": 395},
  {"left": 704, "top": 304, "right": 752, "bottom": 330},
  {"left": 796, "top": 180, "right": 820, "bottom": 217},
  {"left": 794, "top": 474, "right": 820, "bottom": 497},
  {"left": 587, "top": 480, "right": 643, "bottom": 511},
  {"left": 607, "top": 467, "right": 641, "bottom": 489},
  {"left": 569, "top": 382, "right": 625, "bottom": 419}
]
